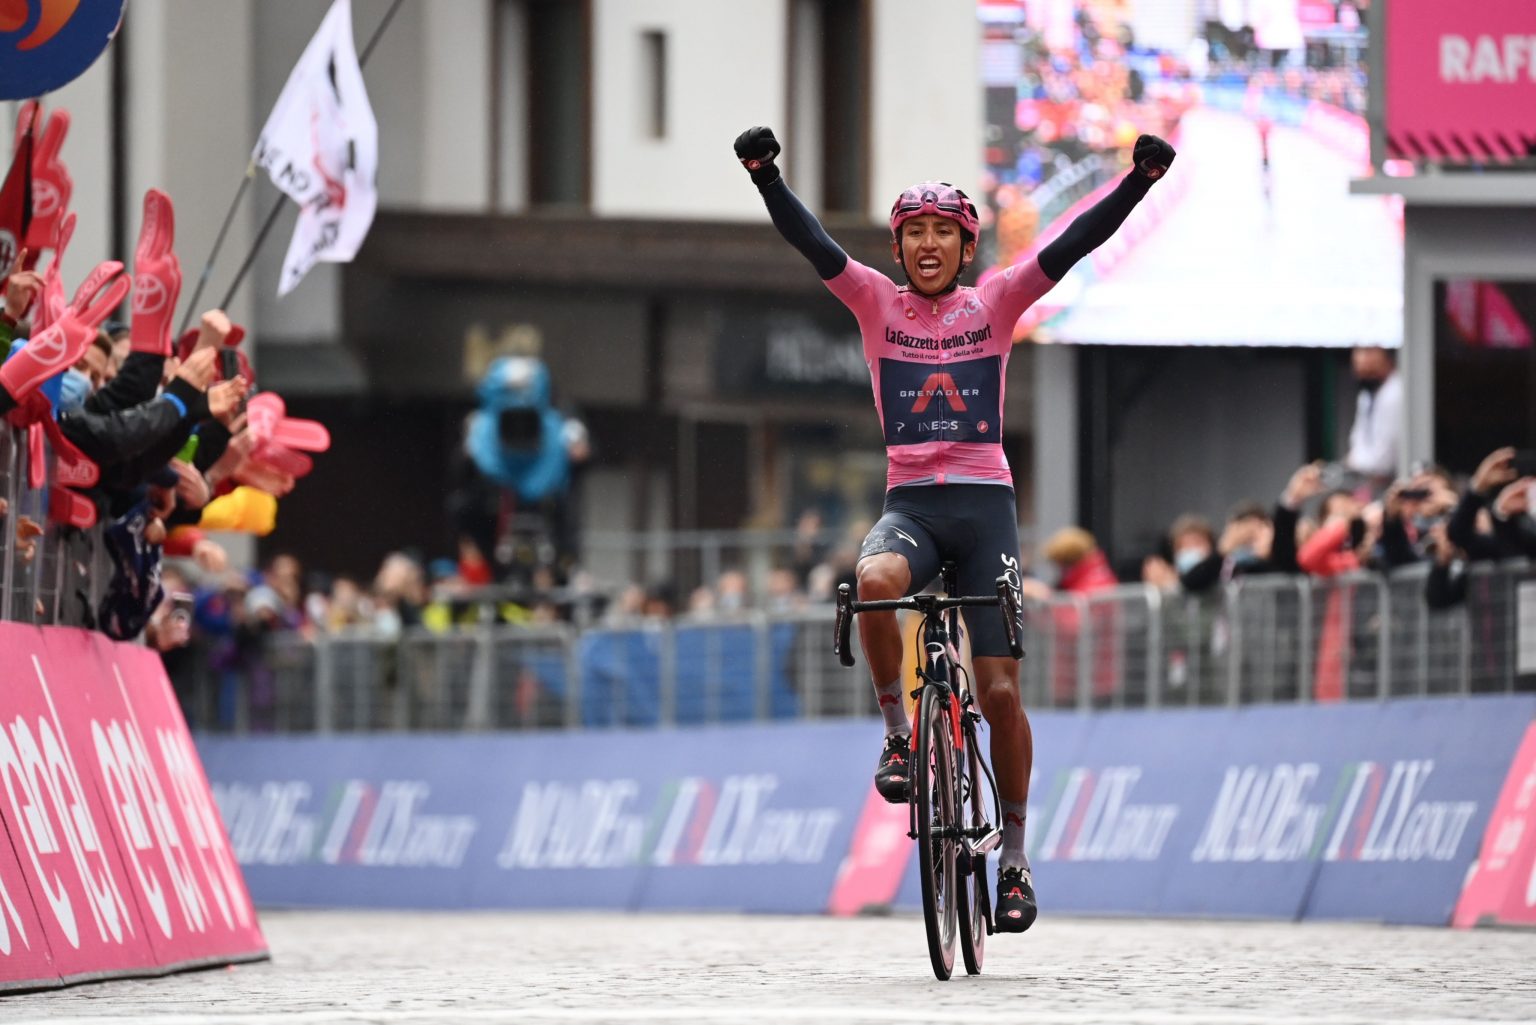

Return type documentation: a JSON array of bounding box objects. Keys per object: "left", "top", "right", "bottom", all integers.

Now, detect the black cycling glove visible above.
[
  {"left": 734, "top": 126, "right": 782, "bottom": 187},
  {"left": 1133, "top": 134, "right": 1176, "bottom": 181}
]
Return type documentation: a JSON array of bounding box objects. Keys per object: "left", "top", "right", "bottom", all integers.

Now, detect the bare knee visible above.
[
  {"left": 857, "top": 555, "right": 910, "bottom": 602},
  {"left": 978, "top": 677, "right": 1023, "bottom": 724}
]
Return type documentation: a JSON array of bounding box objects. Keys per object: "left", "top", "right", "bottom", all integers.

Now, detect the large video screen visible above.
[{"left": 977, "top": 0, "right": 1402, "bottom": 347}]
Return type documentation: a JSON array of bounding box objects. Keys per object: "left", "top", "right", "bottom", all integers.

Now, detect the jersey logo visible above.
[
  {"left": 879, "top": 356, "right": 1002, "bottom": 447},
  {"left": 909, "top": 373, "right": 968, "bottom": 413}
]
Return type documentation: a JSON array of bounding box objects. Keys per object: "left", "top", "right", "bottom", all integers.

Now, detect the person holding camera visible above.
[{"left": 1447, "top": 447, "right": 1536, "bottom": 561}]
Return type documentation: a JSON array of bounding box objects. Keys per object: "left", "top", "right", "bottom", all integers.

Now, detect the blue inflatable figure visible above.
[{"left": 466, "top": 356, "right": 570, "bottom": 502}]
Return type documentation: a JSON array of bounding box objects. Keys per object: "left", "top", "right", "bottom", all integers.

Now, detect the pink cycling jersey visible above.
[{"left": 824, "top": 257, "right": 1055, "bottom": 490}]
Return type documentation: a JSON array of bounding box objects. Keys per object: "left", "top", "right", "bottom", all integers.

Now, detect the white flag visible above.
[{"left": 253, "top": 0, "right": 378, "bottom": 297}]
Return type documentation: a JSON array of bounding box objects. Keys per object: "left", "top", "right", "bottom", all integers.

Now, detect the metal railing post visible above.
[
  {"left": 464, "top": 625, "right": 496, "bottom": 730},
  {"left": 564, "top": 626, "right": 582, "bottom": 729},
  {"left": 658, "top": 622, "right": 677, "bottom": 728},
  {"left": 1225, "top": 583, "right": 1243, "bottom": 707},
  {"left": 314, "top": 634, "right": 335, "bottom": 733},
  {"left": 1074, "top": 594, "right": 1092, "bottom": 712},
  {"left": 753, "top": 614, "right": 772, "bottom": 721},
  {"left": 1145, "top": 586, "right": 1163, "bottom": 709},
  {"left": 1375, "top": 575, "right": 1391, "bottom": 700},
  {"left": 1295, "top": 577, "right": 1313, "bottom": 704}
]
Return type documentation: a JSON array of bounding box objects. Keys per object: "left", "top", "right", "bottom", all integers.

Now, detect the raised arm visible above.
[
  {"left": 735, "top": 126, "right": 849, "bottom": 281},
  {"left": 1037, "top": 135, "right": 1175, "bottom": 282},
  {"left": 980, "top": 134, "right": 1175, "bottom": 325}
]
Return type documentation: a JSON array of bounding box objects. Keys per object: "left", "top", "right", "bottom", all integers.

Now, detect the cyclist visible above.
[{"left": 733, "top": 125, "right": 1176, "bottom": 933}]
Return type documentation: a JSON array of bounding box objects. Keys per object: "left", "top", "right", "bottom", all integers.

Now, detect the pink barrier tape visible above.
[
  {"left": 1454, "top": 724, "right": 1536, "bottom": 928},
  {"left": 0, "top": 624, "right": 267, "bottom": 991}
]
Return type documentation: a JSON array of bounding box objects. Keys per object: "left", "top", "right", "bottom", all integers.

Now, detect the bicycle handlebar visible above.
[{"left": 835, "top": 576, "right": 1025, "bottom": 666}]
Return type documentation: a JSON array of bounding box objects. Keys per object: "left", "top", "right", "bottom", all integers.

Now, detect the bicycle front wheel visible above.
[{"left": 915, "top": 685, "right": 959, "bottom": 981}]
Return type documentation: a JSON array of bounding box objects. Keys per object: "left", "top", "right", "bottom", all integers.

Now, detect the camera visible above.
[{"left": 169, "top": 590, "right": 195, "bottom": 627}]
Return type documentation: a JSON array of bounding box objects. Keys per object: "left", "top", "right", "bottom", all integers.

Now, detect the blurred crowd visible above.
[{"left": 1027, "top": 446, "right": 1536, "bottom": 612}]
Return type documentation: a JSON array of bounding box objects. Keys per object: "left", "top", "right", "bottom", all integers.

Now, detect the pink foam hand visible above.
[
  {"left": 33, "top": 211, "right": 76, "bottom": 333},
  {"left": 53, "top": 452, "right": 98, "bottom": 489},
  {"left": 0, "top": 260, "right": 130, "bottom": 402},
  {"left": 70, "top": 259, "right": 126, "bottom": 318},
  {"left": 130, "top": 189, "right": 180, "bottom": 356},
  {"left": 246, "top": 392, "right": 330, "bottom": 452},
  {"left": 24, "top": 107, "right": 72, "bottom": 261},
  {"left": 251, "top": 444, "right": 313, "bottom": 479},
  {"left": 11, "top": 102, "right": 39, "bottom": 157},
  {"left": 26, "top": 423, "right": 44, "bottom": 489},
  {"left": 233, "top": 459, "right": 296, "bottom": 498},
  {"left": 48, "top": 488, "right": 96, "bottom": 530}
]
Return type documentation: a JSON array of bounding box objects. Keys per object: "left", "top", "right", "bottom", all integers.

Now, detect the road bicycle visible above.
[{"left": 834, "top": 564, "right": 1024, "bottom": 980}]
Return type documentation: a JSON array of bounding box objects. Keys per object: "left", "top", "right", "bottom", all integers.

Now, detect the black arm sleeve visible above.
[
  {"left": 1492, "top": 510, "right": 1536, "bottom": 559},
  {"left": 1178, "top": 553, "right": 1222, "bottom": 594},
  {"left": 1379, "top": 515, "right": 1422, "bottom": 569},
  {"left": 1268, "top": 502, "right": 1300, "bottom": 574},
  {"left": 192, "top": 421, "right": 232, "bottom": 473},
  {"left": 87, "top": 352, "right": 165, "bottom": 415},
  {"left": 1446, "top": 490, "right": 1496, "bottom": 560},
  {"left": 1425, "top": 563, "right": 1466, "bottom": 610},
  {"left": 1038, "top": 171, "right": 1154, "bottom": 282},
  {"left": 60, "top": 398, "right": 185, "bottom": 468},
  {"left": 758, "top": 178, "right": 849, "bottom": 281}
]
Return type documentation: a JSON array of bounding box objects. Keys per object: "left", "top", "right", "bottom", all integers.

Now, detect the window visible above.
[
  {"left": 496, "top": 0, "right": 590, "bottom": 209},
  {"left": 642, "top": 29, "right": 667, "bottom": 139}
]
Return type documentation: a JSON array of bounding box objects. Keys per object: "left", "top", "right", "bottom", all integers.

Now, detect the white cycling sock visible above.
[
  {"left": 999, "top": 799, "right": 1030, "bottom": 873},
  {"left": 875, "top": 679, "right": 909, "bottom": 735}
]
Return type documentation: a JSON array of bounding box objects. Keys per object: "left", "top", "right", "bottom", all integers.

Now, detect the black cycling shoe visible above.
[
  {"left": 874, "top": 733, "right": 912, "bottom": 804},
  {"left": 995, "top": 867, "right": 1038, "bottom": 932}
]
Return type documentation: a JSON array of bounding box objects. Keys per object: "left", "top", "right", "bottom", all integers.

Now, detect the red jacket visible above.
[
  {"left": 1059, "top": 549, "right": 1118, "bottom": 592},
  {"left": 1298, "top": 518, "right": 1361, "bottom": 577}
]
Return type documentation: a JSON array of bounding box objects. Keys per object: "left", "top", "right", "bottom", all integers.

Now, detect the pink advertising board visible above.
[
  {"left": 0, "top": 624, "right": 267, "bottom": 990},
  {"left": 1386, "top": 0, "right": 1536, "bottom": 161},
  {"left": 1454, "top": 724, "right": 1536, "bottom": 928}
]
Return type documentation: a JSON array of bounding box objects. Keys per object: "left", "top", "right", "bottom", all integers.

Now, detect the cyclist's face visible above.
[{"left": 892, "top": 215, "right": 974, "bottom": 296}]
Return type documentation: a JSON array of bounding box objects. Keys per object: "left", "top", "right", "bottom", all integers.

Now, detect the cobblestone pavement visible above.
[{"left": 8, "top": 912, "right": 1536, "bottom": 1025}]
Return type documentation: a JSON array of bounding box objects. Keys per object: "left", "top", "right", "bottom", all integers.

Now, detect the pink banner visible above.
[
  {"left": 1386, "top": 0, "right": 1536, "bottom": 162},
  {"left": 0, "top": 809, "right": 57, "bottom": 990},
  {"left": 827, "top": 788, "right": 914, "bottom": 915},
  {"left": 1454, "top": 724, "right": 1536, "bottom": 928},
  {"left": 0, "top": 623, "right": 266, "bottom": 989}
]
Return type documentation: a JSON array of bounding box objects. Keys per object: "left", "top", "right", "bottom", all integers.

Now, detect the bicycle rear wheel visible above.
[
  {"left": 957, "top": 725, "right": 991, "bottom": 975},
  {"left": 915, "top": 685, "right": 959, "bottom": 981}
]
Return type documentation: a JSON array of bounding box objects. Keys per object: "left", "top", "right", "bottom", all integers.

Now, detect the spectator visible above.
[
  {"left": 1043, "top": 526, "right": 1118, "bottom": 592},
  {"left": 1343, "top": 346, "right": 1402, "bottom": 487},
  {"left": 1448, "top": 447, "right": 1536, "bottom": 561}
]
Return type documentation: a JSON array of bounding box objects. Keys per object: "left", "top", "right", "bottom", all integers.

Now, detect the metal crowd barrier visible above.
[
  {"left": 184, "top": 561, "right": 1535, "bottom": 735},
  {"left": 0, "top": 425, "right": 107, "bottom": 629}
]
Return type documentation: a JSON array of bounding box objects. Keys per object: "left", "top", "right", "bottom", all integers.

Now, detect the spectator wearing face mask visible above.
[{"left": 1343, "top": 346, "right": 1402, "bottom": 488}]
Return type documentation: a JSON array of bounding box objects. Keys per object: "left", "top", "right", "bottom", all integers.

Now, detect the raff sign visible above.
[
  {"left": 1385, "top": 0, "right": 1536, "bottom": 162},
  {"left": 0, "top": 625, "right": 266, "bottom": 991}
]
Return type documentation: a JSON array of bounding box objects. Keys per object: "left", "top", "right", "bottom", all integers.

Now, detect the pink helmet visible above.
[{"left": 889, "top": 181, "right": 980, "bottom": 239}]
